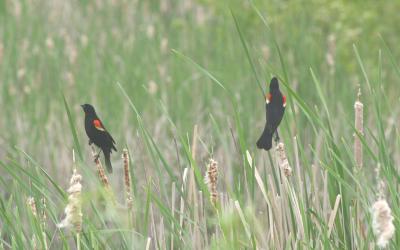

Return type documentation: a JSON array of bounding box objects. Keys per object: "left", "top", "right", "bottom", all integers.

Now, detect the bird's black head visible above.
[
  {"left": 81, "top": 104, "right": 96, "bottom": 115},
  {"left": 269, "top": 77, "right": 279, "bottom": 91}
]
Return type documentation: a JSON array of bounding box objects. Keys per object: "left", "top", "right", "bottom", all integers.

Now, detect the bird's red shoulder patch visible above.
[
  {"left": 93, "top": 119, "right": 105, "bottom": 131},
  {"left": 266, "top": 93, "right": 272, "bottom": 104},
  {"left": 283, "top": 95, "right": 286, "bottom": 107}
]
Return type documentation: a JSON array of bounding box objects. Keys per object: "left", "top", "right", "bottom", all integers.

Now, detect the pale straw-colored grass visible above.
[{"left": 354, "top": 87, "right": 363, "bottom": 169}]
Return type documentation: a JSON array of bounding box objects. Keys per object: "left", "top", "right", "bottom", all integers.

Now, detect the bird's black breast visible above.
[
  {"left": 265, "top": 93, "right": 285, "bottom": 133},
  {"left": 85, "top": 115, "right": 116, "bottom": 152}
]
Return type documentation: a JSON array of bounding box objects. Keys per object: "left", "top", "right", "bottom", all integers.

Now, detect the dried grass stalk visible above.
[
  {"left": 354, "top": 88, "right": 363, "bottom": 169},
  {"left": 188, "top": 125, "right": 198, "bottom": 205},
  {"left": 188, "top": 125, "right": 201, "bottom": 246},
  {"left": 122, "top": 149, "right": 133, "bottom": 210},
  {"left": 276, "top": 142, "right": 292, "bottom": 177},
  {"left": 327, "top": 194, "right": 341, "bottom": 237},
  {"left": 171, "top": 182, "right": 176, "bottom": 250},
  {"left": 234, "top": 200, "right": 251, "bottom": 239},
  {"left": 57, "top": 168, "right": 83, "bottom": 232},
  {"left": 145, "top": 237, "right": 152, "bottom": 250},
  {"left": 179, "top": 168, "right": 189, "bottom": 239},
  {"left": 204, "top": 159, "right": 218, "bottom": 206}
]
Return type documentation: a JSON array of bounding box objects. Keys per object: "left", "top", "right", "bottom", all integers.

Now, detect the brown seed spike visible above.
[
  {"left": 92, "top": 146, "right": 111, "bottom": 188},
  {"left": 122, "top": 149, "right": 133, "bottom": 210},
  {"left": 205, "top": 159, "right": 219, "bottom": 206}
]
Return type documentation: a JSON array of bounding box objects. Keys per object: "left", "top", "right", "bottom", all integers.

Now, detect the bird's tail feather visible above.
[
  {"left": 256, "top": 129, "right": 273, "bottom": 151},
  {"left": 104, "top": 152, "right": 113, "bottom": 173}
]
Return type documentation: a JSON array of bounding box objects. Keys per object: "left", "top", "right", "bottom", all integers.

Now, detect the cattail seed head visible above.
[
  {"left": 122, "top": 149, "right": 133, "bottom": 210},
  {"left": 372, "top": 164, "right": 395, "bottom": 248},
  {"left": 92, "top": 147, "right": 111, "bottom": 188},
  {"left": 372, "top": 199, "right": 394, "bottom": 248},
  {"left": 57, "top": 169, "right": 83, "bottom": 232},
  {"left": 205, "top": 159, "right": 218, "bottom": 206},
  {"left": 91, "top": 147, "right": 116, "bottom": 204},
  {"left": 276, "top": 142, "right": 292, "bottom": 177}
]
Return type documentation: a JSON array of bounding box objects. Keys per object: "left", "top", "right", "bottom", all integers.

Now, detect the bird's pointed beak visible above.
[{"left": 80, "top": 104, "right": 84, "bottom": 108}]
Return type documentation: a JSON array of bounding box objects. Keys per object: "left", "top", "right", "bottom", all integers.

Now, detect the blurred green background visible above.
[{"left": 1, "top": 0, "right": 399, "bottom": 176}]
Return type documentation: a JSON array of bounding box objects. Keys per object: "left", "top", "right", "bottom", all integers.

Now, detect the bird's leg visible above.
[
  {"left": 88, "top": 139, "right": 93, "bottom": 145},
  {"left": 94, "top": 148, "right": 102, "bottom": 162},
  {"left": 274, "top": 130, "right": 280, "bottom": 142}
]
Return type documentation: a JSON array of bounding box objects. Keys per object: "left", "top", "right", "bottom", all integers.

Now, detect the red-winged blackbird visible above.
[
  {"left": 256, "top": 77, "right": 286, "bottom": 150},
  {"left": 81, "top": 104, "right": 116, "bottom": 173}
]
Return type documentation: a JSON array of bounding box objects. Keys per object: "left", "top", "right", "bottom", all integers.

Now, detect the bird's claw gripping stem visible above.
[
  {"left": 274, "top": 131, "right": 280, "bottom": 142},
  {"left": 94, "top": 148, "right": 102, "bottom": 162},
  {"left": 94, "top": 154, "right": 100, "bottom": 162}
]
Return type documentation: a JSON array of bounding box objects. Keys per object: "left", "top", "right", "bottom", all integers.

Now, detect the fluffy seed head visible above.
[
  {"left": 57, "top": 169, "right": 83, "bottom": 232},
  {"left": 372, "top": 199, "right": 395, "bottom": 248},
  {"left": 276, "top": 142, "right": 292, "bottom": 177}
]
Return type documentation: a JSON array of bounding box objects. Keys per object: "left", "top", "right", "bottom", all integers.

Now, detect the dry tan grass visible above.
[{"left": 354, "top": 87, "right": 364, "bottom": 169}]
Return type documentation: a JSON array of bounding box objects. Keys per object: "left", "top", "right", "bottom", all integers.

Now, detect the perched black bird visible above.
[
  {"left": 256, "top": 77, "right": 286, "bottom": 150},
  {"left": 81, "top": 104, "right": 116, "bottom": 173}
]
